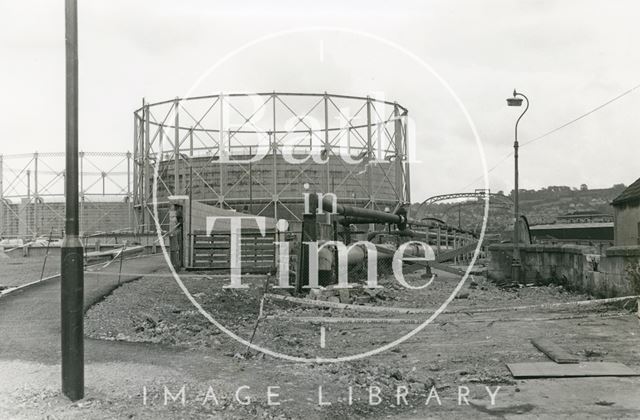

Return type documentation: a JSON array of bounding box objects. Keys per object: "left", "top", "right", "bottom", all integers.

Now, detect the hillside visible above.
[{"left": 410, "top": 183, "right": 626, "bottom": 234}]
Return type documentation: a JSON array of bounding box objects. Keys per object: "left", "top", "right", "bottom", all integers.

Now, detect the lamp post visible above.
[
  {"left": 506, "top": 89, "right": 529, "bottom": 284},
  {"left": 61, "top": 0, "right": 84, "bottom": 401}
]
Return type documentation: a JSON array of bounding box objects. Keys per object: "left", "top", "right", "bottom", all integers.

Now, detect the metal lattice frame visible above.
[
  {"left": 0, "top": 151, "right": 132, "bottom": 238},
  {"left": 414, "top": 191, "right": 514, "bottom": 220},
  {"left": 133, "top": 92, "right": 411, "bottom": 232}
]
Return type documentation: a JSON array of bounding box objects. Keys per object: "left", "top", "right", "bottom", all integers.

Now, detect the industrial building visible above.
[
  {"left": 611, "top": 176, "right": 640, "bottom": 246},
  {"left": 1, "top": 93, "right": 411, "bottom": 240},
  {"left": 0, "top": 92, "right": 481, "bottom": 279},
  {"left": 132, "top": 92, "right": 412, "bottom": 233},
  {"left": 0, "top": 152, "right": 133, "bottom": 240}
]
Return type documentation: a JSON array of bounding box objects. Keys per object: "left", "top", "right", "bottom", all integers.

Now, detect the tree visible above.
[{"left": 580, "top": 184, "right": 588, "bottom": 191}]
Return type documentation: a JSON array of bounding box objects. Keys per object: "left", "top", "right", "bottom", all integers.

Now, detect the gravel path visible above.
[{"left": 0, "top": 254, "right": 167, "bottom": 362}]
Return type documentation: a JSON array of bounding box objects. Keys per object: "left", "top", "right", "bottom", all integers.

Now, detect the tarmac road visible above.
[{"left": 0, "top": 255, "right": 170, "bottom": 363}]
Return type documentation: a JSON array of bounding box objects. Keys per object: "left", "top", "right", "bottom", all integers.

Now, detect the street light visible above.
[
  {"left": 506, "top": 89, "right": 529, "bottom": 284},
  {"left": 61, "top": 0, "right": 84, "bottom": 401}
]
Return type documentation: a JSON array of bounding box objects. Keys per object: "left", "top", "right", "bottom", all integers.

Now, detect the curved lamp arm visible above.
[{"left": 513, "top": 90, "right": 529, "bottom": 143}]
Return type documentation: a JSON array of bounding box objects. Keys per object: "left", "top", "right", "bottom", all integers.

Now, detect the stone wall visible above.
[{"left": 487, "top": 243, "right": 640, "bottom": 297}]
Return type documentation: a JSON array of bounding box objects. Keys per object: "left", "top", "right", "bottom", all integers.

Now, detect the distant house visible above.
[
  {"left": 528, "top": 209, "right": 614, "bottom": 245},
  {"left": 556, "top": 210, "right": 613, "bottom": 224},
  {"left": 529, "top": 222, "right": 613, "bottom": 246},
  {"left": 611, "top": 177, "right": 640, "bottom": 246}
]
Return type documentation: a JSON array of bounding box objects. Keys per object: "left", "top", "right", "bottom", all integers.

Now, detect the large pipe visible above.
[
  {"left": 321, "top": 196, "right": 407, "bottom": 226},
  {"left": 317, "top": 243, "right": 366, "bottom": 272},
  {"left": 325, "top": 197, "right": 477, "bottom": 237}
]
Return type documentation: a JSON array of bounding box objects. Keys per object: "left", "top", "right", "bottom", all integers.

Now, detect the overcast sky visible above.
[{"left": 1, "top": 0, "right": 639, "bottom": 201}]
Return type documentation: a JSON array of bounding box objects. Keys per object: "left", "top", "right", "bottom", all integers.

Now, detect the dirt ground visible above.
[
  {"left": 74, "top": 266, "right": 640, "bottom": 419},
  {"left": 1, "top": 256, "right": 639, "bottom": 419}
]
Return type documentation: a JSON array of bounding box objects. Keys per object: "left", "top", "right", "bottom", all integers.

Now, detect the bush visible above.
[{"left": 624, "top": 262, "right": 640, "bottom": 295}]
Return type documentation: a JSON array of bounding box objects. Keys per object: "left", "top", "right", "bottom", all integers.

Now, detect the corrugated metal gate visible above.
[{"left": 190, "top": 229, "right": 276, "bottom": 273}]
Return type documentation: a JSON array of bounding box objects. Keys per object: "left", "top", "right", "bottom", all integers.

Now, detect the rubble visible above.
[{"left": 80, "top": 265, "right": 638, "bottom": 418}]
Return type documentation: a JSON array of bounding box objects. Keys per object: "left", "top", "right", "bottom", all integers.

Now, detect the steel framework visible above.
[
  {"left": 413, "top": 191, "right": 514, "bottom": 220},
  {"left": 0, "top": 151, "right": 132, "bottom": 238},
  {"left": 133, "top": 92, "right": 411, "bottom": 232}
]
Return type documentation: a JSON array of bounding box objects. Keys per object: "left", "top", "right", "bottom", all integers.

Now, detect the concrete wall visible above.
[
  {"left": 613, "top": 203, "right": 640, "bottom": 246},
  {"left": 487, "top": 243, "right": 640, "bottom": 297},
  {"left": 488, "top": 244, "right": 590, "bottom": 288},
  {"left": 173, "top": 198, "right": 277, "bottom": 234},
  {"left": 587, "top": 246, "right": 640, "bottom": 297}
]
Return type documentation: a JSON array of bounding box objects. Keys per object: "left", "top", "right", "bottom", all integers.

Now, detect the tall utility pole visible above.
[{"left": 61, "top": 0, "right": 84, "bottom": 401}]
